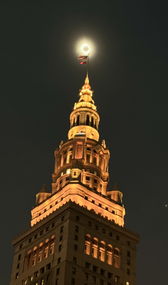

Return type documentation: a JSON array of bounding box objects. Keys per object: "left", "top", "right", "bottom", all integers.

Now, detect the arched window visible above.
[
  {"left": 114, "top": 248, "right": 120, "bottom": 268},
  {"left": 37, "top": 243, "right": 43, "bottom": 263},
  {"left": 91, "top": 117, "right": 94, "bottom": 127},
  {"left": 32, "top": 247, "right": 37, "bottom": 266},
  {"left": 85, "top": 235, "right": 91, "bottom": 255},
  {"left": 99, "top": 241, "right": 105, "bottom": 262},
  {"left": 50, "top": 235, "right": 55, "bottom": 255},
  {"left": 92, "top": 238, "right": 98, "bottom": 258},
  {"left": 86, "top": 115, "right": 90, "bottom": 125},
  {"left": 107, "top": 245, "right": 112, "bottom": 265},
  {"left": 76, "top": 115, "right": 80, "bottom": 126},
  {"left": 44, "top": 239, "right": 49, "bottom": 259},
  {"left": 26, "top": 250, "right": 31, "bottom": 270}
]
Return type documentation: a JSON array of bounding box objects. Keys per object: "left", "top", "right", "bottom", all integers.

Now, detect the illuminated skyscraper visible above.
[{"left": 10, "top": 75, "right": 139, "bottom": 285}]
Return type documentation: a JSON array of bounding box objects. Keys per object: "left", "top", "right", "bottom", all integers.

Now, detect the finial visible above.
[
  {"left": 113, "top": 182, "right": 119, "bottom": 190},
  {"left": 85, "top": 72, "right": 89, "bottom": 84},
  {"left": 40, "top": 184, "right": 46, "bottom": 193}
]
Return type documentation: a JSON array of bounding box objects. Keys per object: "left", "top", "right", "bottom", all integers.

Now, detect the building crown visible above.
[{"left": 68, "top": 75, "right": 100, "bottom": 141}]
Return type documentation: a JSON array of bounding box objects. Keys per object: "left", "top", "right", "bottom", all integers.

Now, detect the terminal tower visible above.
[{"left": 10, "top": 74, "right": 139, "bottom": 285}]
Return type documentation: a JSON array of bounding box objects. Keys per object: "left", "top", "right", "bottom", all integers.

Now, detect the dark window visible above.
[
  {"left": 85, "top": 262, "right": 90, "bottom": 269},
  {"left": 109, "top": 232, "right": 112, "bottom": 237},
  {"left": 61, "top": 216, "right": 64, "bottom": 221},
  {"left": 84, "top": 273, "right": 88, "bottom": 280},
  {"left": 17, "top": 263, "right": 20, "bottom": 269},
  {"left": 92, "top": 276, "right": 96, "bottom": 284},
  {"left": 100, "top": 269, "right": 105, "bottom": 276},
  {"left": 46, "top": 226, "right": 49, "bottom": 232},
  {"left": 74, "top": 235, "right": 78, "bottom": 241},
  {"left": 40, "top": 230, "right": 43, "bottom": 236},
  {"left": 93, "top": 265, "right": 98, "bottom": 272},
  {"left": 127, "top": 251, "right": 130, "bottom": 257},
  {"left": 88, "top": 221, "right": 91, "bottom": 227},
  {"left": 59, "top": 245, "right": 62, "bottom": 252},
  {"left": 72, "top": 267, "right": 76, "bottom": 274},
  {"left": 52, "top": 222, "right": 55, "bottom": 228},
  {"left": 58, "top": 257, "right": 61, "bottom": 264},
  {"left": 86, "top": 115, "right": 89, "bottom": 125},
  {"left": 55, "top": 201, "right": 58, "bottom": 204},
  {"left": 50, "top": 205, "right": 52, "bottom": 208},
  {"left": 127, "top": 269, "right": 130, "bottom": 275},
  {"left": 29, "top": 238, "right": 32, "bottom": 243},
  {"left": 66, "top": 176, "right": 69, "bottom": 181},
  {"left": 40, "top": 267, "right": 45, "bottom": 274},
  {"left": 74, "top": 244, "right": 78, "bottom": 251},
  {"left": 60, "top": 180, "right": 62, "bottom": 184},
  {"left": 71, "top": 278, "right": 75, "bottom": 284},
  {"left": 34, "top": 234, "right": 37, "bottom": 239},
  {"left": 92, "top": 200, "right": 95, "bottom": 204},
  {"left": 15, "top": 273, "right": 19, "bottom": 279},
  {"left": 94, "top": 179, "right": 97, "bottom": 184},
  {"left": 18, "top": 254, "right": 21, "bottom": 261},
  {"left": 93, "top": 186, "right": 97, "bottom": 191},
  {"left": 74, "top": 172, "right": 76, "bottom": 176},
  {"left": 75, "top": 226, "right": 79, "bottom": 232},
  {"left": 34, "top": 271, "right": 39, "bottom": 278},
  {"left": 112, "top": 210, "right": 115, "bottom": 214},
  {"left": 102, "top": 228, "right": 106, "bottom": 234},
  {"left": 57, "top": 268, "right": 60, "bottom": 275},
  {"left": 99, "top": 203, "right": 102, "bottom": 207},
  {"left": 127, "top": 241, "right": 130, "bottom": 246},
  {"left": 85, "top": 196, "right": 88, "bottom": 200},
  {"left": 116, "top": 235, "right": 119, "bottom": 241},
  {"left": 56, "top": 278, "right": 59, "bottom": 285},
  {"left": 86, "top": 176, "right": 90, "bottom": 181},
  {"left": 60, "top": 226, "right": 64, "bottom": 233},
  {"left": 59, "top": 235, "right": 63, "bottom": 242},
  {"left": 87, "top": 147, "right": 91, "bottom": 151},
  {"left": 73, "top": 257, "right": 77, "bottom": 264},
  {"left": 105, "top": 207, "right": 108, "bottom": 210},
  {"left": 46, "top": 263, "right": 51, "bottom": 270},
  {"left": 47, "top": 274, "right": 50, "bottom": 281},
  {"left": 108, "top": 283, "right": 111, "bottom": 285},
  {"left": 100, "top": 280, "right": 104, "bottom": 285},
  {"left": 108, "top": 272, "right": 112, "bottom": 279},
  {"left": 19, "top": 244, "right": 22, "bottom": 250},
  {"left": 127, "top": 259, "right": 130, "bottom": 265},
  {"left": 76, "top": 216, "right": 79, "bottom": 221},
  {"left": 95, "top": 225, "right": 98, "bottom": 230}
]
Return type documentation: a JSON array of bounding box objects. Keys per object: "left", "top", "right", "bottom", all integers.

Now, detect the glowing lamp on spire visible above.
[{"left": 81, "top": 44, "right": 90, "bottom": 54}]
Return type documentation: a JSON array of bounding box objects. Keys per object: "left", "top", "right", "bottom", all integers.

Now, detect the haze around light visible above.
[{"left": 75, "top": 38, "right": 96, "bottom": 57}]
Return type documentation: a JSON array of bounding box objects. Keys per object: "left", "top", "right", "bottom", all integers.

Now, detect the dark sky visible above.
[{"left": 1, "top": 1, "right": 168, "bottom": 284}]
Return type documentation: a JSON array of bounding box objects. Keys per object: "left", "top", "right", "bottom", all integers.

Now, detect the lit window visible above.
[
  {"left": 66, "top": 169, "right": 70, "bottom": 174},
  {"left": 85, "top": 235, "right": 91, "bottom": 255},
  {"left": 15, "top": 273, "right": 19, "bottom": 279},
  {"left": 61, "top": 172, "right": 63, "bottom": 176},
  {"left": 126, "top": 282, "right": 130, "bottom": 285},
  {"left": 114, "top": 248, "right": 120, "bottom": 268},
  {"left": 92, "top": 238, "right": 98, "bottom": 258},
  {"left": 115, "top": 276, "right": 119, "bottom": 283},
  {"left": 99, "top": 242, "right": 105, "bottom": 262},
  {"left": 50, "top": 236, "right": 55, "bottom": 255},
  {"left": 107, "top": 245, "right": 113, "bottom": 265}
]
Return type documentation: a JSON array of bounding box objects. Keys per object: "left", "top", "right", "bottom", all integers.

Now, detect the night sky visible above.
[{"left": 1, "top": 1, "right": 168, "bottom": 284}]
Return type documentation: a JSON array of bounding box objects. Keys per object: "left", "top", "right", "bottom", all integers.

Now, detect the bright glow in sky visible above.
[{"left": 75, "top": 38, "right": 96, "bottom": 57}]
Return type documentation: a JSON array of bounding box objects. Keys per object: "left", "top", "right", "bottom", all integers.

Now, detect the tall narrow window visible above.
[
  {"left": 99, "top": 241, "right": 105, "bottom": 262},
  {"left": 32, "top": 247, "right": 37, "bottom": 266},
  {"left": 38, "top": 243, "right": 43, "bottom": 263},
  {"left": 26, "top": 251, "right": 31, "bottom": 270},
  {"left": 85, "top": 235, "right": 91, "bottom": 255},
  {"left": 86, "top": 115, "right": 90, "bottom": 125},
  {"left": 44, "top": 240, "right": 49, "bottom": 259},
  {"left": 107, "top": 245, "right": 112, "bottom": 265},
  {"left": 91, "top": 117, "right": 94, "bottom": 127},
  {"left": 92, "top": 238, "right": 98, "bottom": 258},
  {"left": 114, "top": 248, "right": 120, "bottom": 268},
  {"left": 50, "top": 236, "right": 55, "bottom": 255},
  {"left": 76, "top": 115, "right": 80, "bottom": 126}
]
